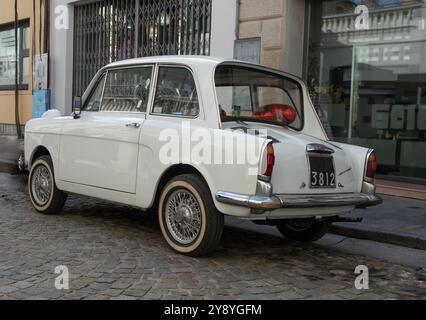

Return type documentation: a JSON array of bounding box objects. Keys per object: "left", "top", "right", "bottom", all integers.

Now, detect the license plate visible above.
[{"left": 309, "top": 155, "right": 336, "bottom": 188}]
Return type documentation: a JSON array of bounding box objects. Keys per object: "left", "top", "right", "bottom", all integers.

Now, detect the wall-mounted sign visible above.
[
  {"left": 234, "top": 38, "right": 261, "bottom": 64},
  {"left": 33, "top": 53, "right": 48, "bottom": 90}
]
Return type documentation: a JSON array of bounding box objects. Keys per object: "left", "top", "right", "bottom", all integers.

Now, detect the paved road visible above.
[{"left": 0, "top": 173, "right": 424, "bottom": 300}]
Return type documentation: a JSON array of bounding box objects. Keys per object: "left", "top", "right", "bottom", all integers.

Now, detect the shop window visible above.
[
  {"left": 306, "top": 0, "right": 426, "bottom": 180},
  {"left": 0, "top": 20, "right": 30, "bottom": 90}
]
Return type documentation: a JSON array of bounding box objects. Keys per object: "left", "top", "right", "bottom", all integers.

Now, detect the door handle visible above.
[{"left": 126, "top": 122, "right": 141, "bottom": 128}]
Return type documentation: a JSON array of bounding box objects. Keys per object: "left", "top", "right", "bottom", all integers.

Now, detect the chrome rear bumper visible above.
[{"left": 215, "top": 191, "right": 382, "bottom": 210}]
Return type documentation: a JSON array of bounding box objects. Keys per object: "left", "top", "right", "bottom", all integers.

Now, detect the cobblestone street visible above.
[{"left": 0, "top": 173, "right": 425, "bottom": 300}]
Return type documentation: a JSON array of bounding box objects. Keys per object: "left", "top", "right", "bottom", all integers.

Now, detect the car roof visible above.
[
  {"left": 106, "top": 55, "right": 227, "bottom": 68},
  {"left": 104, "top": 55, "right": 301, "bottom": 81}
]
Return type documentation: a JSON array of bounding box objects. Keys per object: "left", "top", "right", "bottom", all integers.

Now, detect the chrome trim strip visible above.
[
  {"left": 306, "top": 143, "right": 335, "bottom": 154},
  {"left": 216, "top": 191, "right": 382, "bottom": 211}
]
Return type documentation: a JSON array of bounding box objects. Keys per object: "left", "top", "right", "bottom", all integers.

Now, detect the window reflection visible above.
[{"left": 308, "top": 0, "right": 426, "bottom": 180}]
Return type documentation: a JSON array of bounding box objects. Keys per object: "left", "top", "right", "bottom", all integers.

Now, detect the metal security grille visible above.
[{"left": 73, "top": 0, "right": 212, "bottom": 97}]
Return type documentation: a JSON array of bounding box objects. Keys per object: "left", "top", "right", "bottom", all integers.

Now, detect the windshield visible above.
[{"left": 215, "top": 65, "right": 303, "bottom": 130}]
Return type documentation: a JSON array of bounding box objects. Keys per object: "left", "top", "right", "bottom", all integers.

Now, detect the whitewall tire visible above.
[
  {"left": 28, "top": 155, "right": 67, "bottom": 214},
  {"left": 158, "top": 174, "right": 224, "bottom": 256}
]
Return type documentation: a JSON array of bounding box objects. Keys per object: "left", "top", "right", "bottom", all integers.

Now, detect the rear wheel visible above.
[
  {"left": 28, "top": 155, "right": 67, "bottom": 214},
  {"left": 277, "top": 220, "right": 330, "bottom": 242},
  {"left": 158, "top": 174, "right": 224, "bottom": 256}
]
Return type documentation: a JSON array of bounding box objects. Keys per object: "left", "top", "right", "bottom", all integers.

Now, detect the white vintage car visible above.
[{"left": 23, "top": 56, "right": 381, "bottom": 256}]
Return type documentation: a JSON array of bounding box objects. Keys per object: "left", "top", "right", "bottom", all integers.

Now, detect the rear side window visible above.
[
  {"left": 102, "top": 67, "right": 153, "bottom": 112},
  {"left": 215, "top": 65, "right": 304, "bottom": 130},
  {"left": 152, "top": 66, "right": 199, "bottom": 117}
]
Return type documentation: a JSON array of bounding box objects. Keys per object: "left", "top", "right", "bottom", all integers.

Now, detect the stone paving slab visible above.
[{"left": 0, "top": 173, "right": 425, "bottom": 300}]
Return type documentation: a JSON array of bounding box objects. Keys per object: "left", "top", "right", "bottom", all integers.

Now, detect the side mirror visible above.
[{"left": 73, "top": 96, "right": 82, "bottom": 119}]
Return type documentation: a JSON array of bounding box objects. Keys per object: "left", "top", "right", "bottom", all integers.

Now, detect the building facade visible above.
[
  {"left": 49, "top": 0, "right": 238, "bottom": 117},
  {"left": 1, "top": 0, "right": 425, "bottom": 182},
  {"left": 0, "top": 0, "right": 47, "bottom": 135},
  {"left": 305, "top": 0, "right": 426, "bottom": 182},
  {"left": 230, "top": 0, "right": 426, "bottom": 182}
]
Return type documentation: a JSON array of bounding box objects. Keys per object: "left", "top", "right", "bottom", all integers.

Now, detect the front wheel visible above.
[
  {"left": 158, "top": 174, "right": 224, "bottom": 256},
  {"left": 277, "top": 220, "right": 330, "bottom": 242},
  {"left": 28, "top": 155, "right": 67, "bottom": 214}
]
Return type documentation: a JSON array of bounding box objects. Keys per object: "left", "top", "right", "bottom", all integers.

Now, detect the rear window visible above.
[{"left": 215, "top": 65, "right": 303, "bottom": 130}]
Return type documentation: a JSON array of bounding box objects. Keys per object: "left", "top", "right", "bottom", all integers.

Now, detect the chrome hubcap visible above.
[
  {"left": 31, "top": 165, "right": 52, "bottom": 206},
  {"left": 165, "top": 189, "right": 201, "bottom": 245}
]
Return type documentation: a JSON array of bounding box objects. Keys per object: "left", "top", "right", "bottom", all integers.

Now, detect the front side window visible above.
[
  {"left": 152, "top": 67, "right": 199, "bottom": 117},
  {"left": 0, "top": 20, "right": 30, "bottom": 90},
  {"left": 215, "top": 65, "right": 303, "bottom": 130},
  {"left": 83, "top": 73, "right": 106, "bottom": 111},
  {"left": 102, "top": 67, "right": 153, "bottom": 112}
]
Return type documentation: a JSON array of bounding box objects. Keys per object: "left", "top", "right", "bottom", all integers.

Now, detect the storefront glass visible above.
[
  {"left": 0, "top": 21, "right": 30, "bottom": 90},
  {"left": 307, "top": 0, "right": 426, "bottom": 181}
]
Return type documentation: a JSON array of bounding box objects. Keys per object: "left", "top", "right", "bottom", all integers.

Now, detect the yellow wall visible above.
[{"left": 0, "top": 0, "right": 46, "bottom": 126}]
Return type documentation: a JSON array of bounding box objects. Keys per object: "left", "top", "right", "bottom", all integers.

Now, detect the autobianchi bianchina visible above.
[{"left": 22, "top": 56, "right": 382, "bottom": 256}]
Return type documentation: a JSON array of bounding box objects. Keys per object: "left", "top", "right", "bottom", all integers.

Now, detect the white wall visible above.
[
  {"left": 50, "top": 0, "right": 76, "bottom": 115},
  {"left": 210, "top": 0, "right": 237, "bottom": 59},
  {"left": 282, "top": 0, "right": 305, "bottom": 77}
]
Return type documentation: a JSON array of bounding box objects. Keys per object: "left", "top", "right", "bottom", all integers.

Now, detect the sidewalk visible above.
[
  {"left": 331, "top": 195, "right": 426, "bottom": 250},
  {"left": 0, "top": 136, "right": 23, "bottom": 174},
  {"left": 376, "top": 179, "right": 426, "bottom": 201},
  {"left": 225, "top": 195, "right": 425, "bottom": 251}
]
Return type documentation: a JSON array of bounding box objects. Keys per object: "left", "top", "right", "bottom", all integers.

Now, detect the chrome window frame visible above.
[
  {"left": 82, "top": 72, "right": 107, "bottom": 112},
  {"left": 149, "top": 63, "right": 201, "bottom": 120},
  {"left": 213, "top": 62, "right": 306, "bottom": 131},
  {"left": 99, "top": 65, "right": 156, "bottom": 114}
]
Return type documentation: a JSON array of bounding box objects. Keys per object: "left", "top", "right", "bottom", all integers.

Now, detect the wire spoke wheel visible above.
[
  {"left": 165, "top": 189, "right": 202, "bottom": 245},
  {"left": 31, "top": 164, "right": 52, "bottom": 206},
  {"left": 28, "top": 156, "right": 67, "bottom": 215}
]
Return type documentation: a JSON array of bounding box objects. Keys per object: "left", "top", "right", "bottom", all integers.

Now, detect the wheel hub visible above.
[{"left": 176, "top": 205, "right": 193, "bottom": 224}]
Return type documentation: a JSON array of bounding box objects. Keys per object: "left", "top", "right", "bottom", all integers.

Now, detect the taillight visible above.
[
  {"left": 260, "top": 143, "right": 275, "bottom": 177},
  {"left": 365, "top": 150, "right": 377, "bottom": 180}
]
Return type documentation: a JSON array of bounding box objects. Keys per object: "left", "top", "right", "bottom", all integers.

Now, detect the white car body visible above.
[{"left": 24, "top": 56, "right": 381, "bottom": 222}]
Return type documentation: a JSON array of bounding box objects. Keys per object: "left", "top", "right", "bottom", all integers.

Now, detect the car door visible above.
[{"left": 58, "top": 65, "right": 154, "bottom": 194}]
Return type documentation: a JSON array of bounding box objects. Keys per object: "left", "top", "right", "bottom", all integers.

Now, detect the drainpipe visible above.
[
  {"left": 14, "top": 0, "right": 22, "bottom": 139},
  {"left": 235, "top": 0, "right": 241, "bottom": 40},
  {"left": 43, "top": 0, "right": 50, "bottom": 89}
]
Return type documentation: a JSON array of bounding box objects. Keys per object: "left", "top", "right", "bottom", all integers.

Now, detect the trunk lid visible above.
[{"left": 223, "top": 122, "right": 357, "bottom": 195}]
